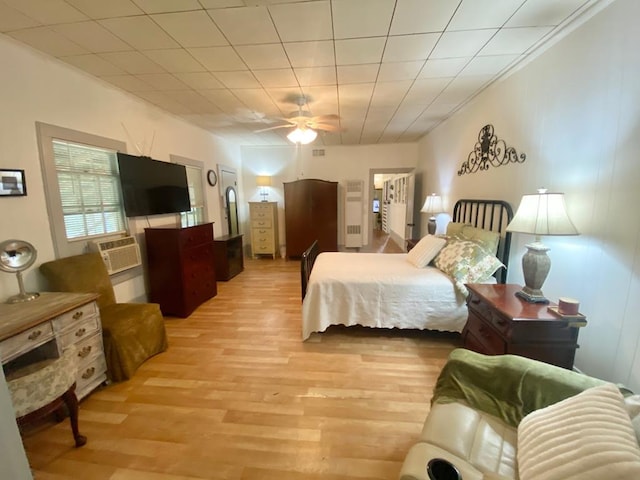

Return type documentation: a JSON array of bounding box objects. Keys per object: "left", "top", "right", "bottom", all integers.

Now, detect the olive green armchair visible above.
[{"left": 40, "top": 252, "right": 168, "bottom": 382}]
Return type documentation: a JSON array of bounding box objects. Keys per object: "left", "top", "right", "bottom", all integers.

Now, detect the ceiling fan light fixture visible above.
[{"left": 287, "top": 127, "right": 317, "bottom": 145}]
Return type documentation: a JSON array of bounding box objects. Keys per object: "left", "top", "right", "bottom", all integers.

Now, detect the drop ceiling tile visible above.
[
  {"left": 231, "top": 89, "right": 279, "bottom": 113},
  {"left": 377, "top": 61, "right": 423, "bottom": 81},
  {"left": 438, "top": 75, "right": 493, "bottom": 103},
  {"left": 215, "top": 71, "right": 261, "bottom": 89},
  {"left": 137, "top": 92, "right": 192, "bottom": 113},
  {"left": 4, "top": 0, "right": 88, "bottom": 24},
  {"left": 419, "top": 57, "right": 470, "bottom": 78},
  {"left": 62, "top": 54, "right": 126, "bottom": 76},
  {"left": 283, "top": 41, "right": 335, "bottom": 68},
  {"left": 236, "top": 44, "right": 290, "bottom": 70},
  {"left": 199, "top": 0, "right": 245, "bottom": 8},
  {"left": 370, "top": 80, "right": 412, "bottom": 107},
  {"left": 449, "top": 0, "right": 523, "bottom": 30},
  {"left": 53, "top": 21, "right": 132, "bottom": 53},
  {"left": 393, "top": 103, "right": 426, "bottom": 120},
  {"left": 338, "top": 83, "right": 375, "bottom": 106},
  {"left": 163, "top": 91, "right": 220, "bottom": 113},
  {"left": 430, "top": 29, "right": 497, "bottom": 58},
  {"left": 9, "top": 27, "right": 88, "bottom": 57},
  {"left": 200, "top": 89, "right": 244, "bottom": 112},
  {"left": 252, "top": 68, "right": 299, "bottom": 88},
  {"left": 266, "top": 87, "right": 304, "bottom": 111},
  {"left": 151, "top": 11, "right": 228, "bottom": 48},
  {"left": 131, "top": 0, "right": 202, "bottom": 14},
  {"left": 101, "top": 74, "right": 155, "bottom": 92},
  {"left": 335, "top": 37, "right": 386, "bottom": 65},
  {"left": 383, "top": 33, "right": 439, "bottom": 62},
  {"left": 506, "top": 0, "right": 589, "bottom": 27},
  {"left": 208, "top": 6, "right": 279, "bottom": 45},
  {"left": 99, "top": 16, "right": 180, "bottom": 50},
  {"left": 269, "top": 1, "right": 333, "bottom": 42},
  {"left": 174, "top": 72, "right": 224, "bottom": 89},
  {"left": 332, "top": 0, "right": 395, "bottom": 39},
  {"left": 187, "top": 46, "right": 246, "bottom": 71},
  {"left": 480, "top": 27, "right": 553, "bottom": 55},
  {"left": 404, "top": 77, "right": 451, "bottom": 105},
  {"left": 136, "top": 73, "right": 190, "bottom": 90},
  {"left": 300, "top": 85, "right": 338, "bottom": 108},
  {"left": 143, "top": 49, "right": 206, "bottom": 72},
  {"left": 390, "top": 0, "right": 459, "bottom": 34},
  {"left": 294, "top": 67, "right": 337, "bottom": 86},
  {"left": 460, "top": 54, "right": 519, "bottom": 76},
  {"left": 65, "top": 0, "right": 144, "bottom": 19},
  {"left": 99, "top": 51, "right": 165, "bottom": 74},
  {"left": 337, "top": 64, "right": 379, "bottom": 84},
  {"left": 0, "top": 3, "right": 41, "bottom": 32}
]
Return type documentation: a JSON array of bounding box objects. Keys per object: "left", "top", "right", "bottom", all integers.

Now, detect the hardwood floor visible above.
[{"left": 21, "top": 256, "right": 460, "bottom": 480}]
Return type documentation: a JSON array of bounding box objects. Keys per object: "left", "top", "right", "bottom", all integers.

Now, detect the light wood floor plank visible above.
[{"left": 20, "top": 253, "right": 460, "bottom": 479}]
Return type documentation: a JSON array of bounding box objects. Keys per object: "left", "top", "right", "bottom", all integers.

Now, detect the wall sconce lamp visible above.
[
  {"left": 420, "top": 193, "right": 443, "bottom": 235},
  {"left": 506, "top": 188, "right": 579, "bottom": 303},
  {"left": 287, "top": 127, "right": 317, "bottom": 145},
  {"left": 256, "top": 175, "right": 272, "bottom": 202}
]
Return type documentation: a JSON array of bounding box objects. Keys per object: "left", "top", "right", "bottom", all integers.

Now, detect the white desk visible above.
[{"left": 0, "top": 292, "right": 107, "bottom": 400}]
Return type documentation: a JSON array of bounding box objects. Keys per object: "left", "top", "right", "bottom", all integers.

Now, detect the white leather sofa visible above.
[{"left": 399, "top": 349, "right": 640, "bottom": 480}]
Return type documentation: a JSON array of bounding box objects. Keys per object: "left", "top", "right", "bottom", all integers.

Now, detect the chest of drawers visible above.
[
  {"left": 249, "top": 202, "right": 279, "bottom": 259},
  {"left": 0, "top": 292, "right": 107, "bottom": 400}
]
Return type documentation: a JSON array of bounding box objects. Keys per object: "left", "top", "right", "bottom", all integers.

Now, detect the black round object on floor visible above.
[{"left": 427, "top": 458, "right": 462, "bottom": 480}]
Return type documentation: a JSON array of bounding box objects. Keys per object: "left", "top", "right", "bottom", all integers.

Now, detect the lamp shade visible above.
[
  {"left": 256, "top": 175, "right": 272, "bottom": 187},
  {"left": 506, "top": 189, "right": 579, "bottom": 236},
  {"left": 287, "top": 127, "right": 317, "bottom": 145},
  {"left": 420, "top": 194, "right": 442, "bottom": 215}
]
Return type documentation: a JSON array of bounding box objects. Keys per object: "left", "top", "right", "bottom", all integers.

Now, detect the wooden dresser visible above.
[
  {"left": 144, "top": 223, "right": 217, "bottom": 317},
  {"left": 0, "top": 292, "right": 107, "bottom": 400},
  {"left": 249, "top": 202, "right": 279, "bottom": 259},
  {"left": 213, "top": 234, "right": 244, "bottom": 281},
  {"left": 283, "top": 179, "right": 338, "bottom": 258},
  {"left": 462, "top": 284, "right": 587, "bottom": 369}
]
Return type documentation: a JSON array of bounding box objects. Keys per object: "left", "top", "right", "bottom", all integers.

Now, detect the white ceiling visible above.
[{"left": 1, "top": 0, "right": 604, "bottom": 146}]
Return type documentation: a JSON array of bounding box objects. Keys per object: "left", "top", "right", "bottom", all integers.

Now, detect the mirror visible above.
[
  {"left": 225, "top": 186, "right": 239, "bottom": 236},
  {"left": 0, "top": 239, "right": 40, "bottom": 303}
]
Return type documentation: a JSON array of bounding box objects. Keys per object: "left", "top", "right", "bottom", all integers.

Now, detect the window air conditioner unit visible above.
[{"left": 90, "top": 236, "right": 141, "bottom": 275}]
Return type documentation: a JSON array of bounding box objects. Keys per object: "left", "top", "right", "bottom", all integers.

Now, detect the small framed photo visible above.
[{"left": 0, "top": 169, "right": 27, "bottom": 197}]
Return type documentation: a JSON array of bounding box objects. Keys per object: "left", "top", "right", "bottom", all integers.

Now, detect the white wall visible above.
[
  {"left": 0, "top": 35, "right": 241, "bottom": 304},
  {"left": 240, "top": 143, "right": 418, "bottom": 250},
  {"left": 416, "top": 0, "right": 640, "bottom": 391}
]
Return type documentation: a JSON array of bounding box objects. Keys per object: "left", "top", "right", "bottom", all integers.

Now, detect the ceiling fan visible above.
[{"left": 255, "top": 95, "right": 342, "bottom": 144}]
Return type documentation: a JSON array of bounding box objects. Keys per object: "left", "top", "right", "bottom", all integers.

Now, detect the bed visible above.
[{"left": 301, "top": 199, "right": 513, "bottom": 340}]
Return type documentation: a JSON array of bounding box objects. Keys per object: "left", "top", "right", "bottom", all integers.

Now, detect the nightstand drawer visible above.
[{"left": 464, "top": 315, "right": 505, "bottom": 355}]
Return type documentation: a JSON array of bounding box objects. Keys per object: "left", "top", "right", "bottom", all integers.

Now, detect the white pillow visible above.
[
  {"left": 517, "top": 383, "right": 640, "bottom": 480},
  {"left": 406, "top": 235, "right": 446, "bottom": 268}
]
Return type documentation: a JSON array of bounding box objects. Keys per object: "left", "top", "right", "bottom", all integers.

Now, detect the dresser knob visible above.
[
  {"left": 27, "top": 330, "right": 42, "bottom": 341},
  {"left": 72, "top": 311, "right": 83, "bottom": 320},
  {"left": 78, "top": 346, "right": 92, "bottom": 358},
  {"left": 75, "top": 327, "right": 87, "bottom": 337},
  {"left": 81, "top": 367, "right": 96, "bottom": 379}
]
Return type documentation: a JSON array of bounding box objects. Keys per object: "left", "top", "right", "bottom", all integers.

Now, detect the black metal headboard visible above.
[{"left": 452, "top": 199, "right": 513, "bottom": 284}]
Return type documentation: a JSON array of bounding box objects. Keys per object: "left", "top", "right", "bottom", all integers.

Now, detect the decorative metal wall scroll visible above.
[{"left": 457, "top": 124, "right": 526, "bottom": 176}]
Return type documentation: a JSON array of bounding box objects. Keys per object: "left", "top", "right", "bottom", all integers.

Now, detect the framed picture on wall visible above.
[{"left": 0, "top": 169, "right": 27, "bottom": 197}]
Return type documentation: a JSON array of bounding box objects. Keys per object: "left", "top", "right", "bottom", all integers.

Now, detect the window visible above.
[
  {"left": 170, "top": 155, "right": 207, "bottom": 228},
  {"left": 37, "top": 122, "right": 128, "bottom": 258},
  {"left": 52, "top": 140, "right": 125, "bottom": 240}
]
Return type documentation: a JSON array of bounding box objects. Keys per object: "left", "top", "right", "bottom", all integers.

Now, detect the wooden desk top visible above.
[{"left": 0, "top": 292, "right": 99, "bottom": 341}]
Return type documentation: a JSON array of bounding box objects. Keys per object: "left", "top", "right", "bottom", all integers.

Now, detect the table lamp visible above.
[
  {"left": 256, "top": 176, "right": 272, "bottom": 202},
  {"left": 421, "top": 193, "right": 442, "bottom": 235},
  {"left": 506, "top": 188, "right": 579, "bottom": 303}
]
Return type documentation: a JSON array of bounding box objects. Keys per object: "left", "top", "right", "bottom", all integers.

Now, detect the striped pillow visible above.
[
  {"left": 517, "top": 383, "right": 640, "bottom": 480},
  {"left": 406, "top": 235, "right": 446, "bottom": 268}
]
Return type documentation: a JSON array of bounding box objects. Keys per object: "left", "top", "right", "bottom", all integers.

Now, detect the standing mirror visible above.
[
  {"left": 226, "top": 186, "right": 239, "bottom": 236},
  {"left": 0, "top": 239, "right": 40, "bottom": 303}
]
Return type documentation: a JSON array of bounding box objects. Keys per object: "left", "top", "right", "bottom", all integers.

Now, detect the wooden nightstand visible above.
[{"left": 461, "top": 284, "right": 587, "bottom": 369}]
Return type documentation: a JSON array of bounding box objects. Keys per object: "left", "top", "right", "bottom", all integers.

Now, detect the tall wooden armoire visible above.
[{"left": 283, "top": 178, "right": 338, "bottom": 258}]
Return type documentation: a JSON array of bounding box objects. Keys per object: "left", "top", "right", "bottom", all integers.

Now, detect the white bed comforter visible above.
[{"left": 301, "top": 252, "right": 470, "bottom": 340}]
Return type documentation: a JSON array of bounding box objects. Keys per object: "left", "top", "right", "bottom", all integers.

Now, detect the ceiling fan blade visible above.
[
  {"left": 314, "top": 123, "right": 344, "bottom": 132},
  {"left": 312, "top": 114, "right": 340, "bottom": 122},
  {"left": 254, "top": 124, "right": 292, "bottom": 133}
]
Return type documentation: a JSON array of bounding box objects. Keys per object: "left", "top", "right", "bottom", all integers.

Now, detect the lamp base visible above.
[
  {"left": 6, "top": 291, "right": 39, "bottom": 304},
  {"left": 515, "top": 288, "right": 549, "bottom": 304},
  {"left": 427, "top": 217, "right": 436, "bottom": 235}
]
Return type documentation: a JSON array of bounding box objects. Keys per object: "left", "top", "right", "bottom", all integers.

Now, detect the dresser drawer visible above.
[
  {"left": 58, "top": 316, "right": 101, "bottom": 350},
  {"left": 52, "top": 301, "right": 98, "bottom": 332},
  {"left": 179, "top": 223, "right": 214, "bottom": 249},
  {"left": 73, "top": 332, "right": 104, "bottom": 366},
  {"left": 250, "top": 203, "right": 273, "bottom": 215},
  {"left": 0, "top": 322, "right": 54, "bottom": 363},
  {"left": 251, "top": 218, "right": 273, "bottom": 229},
  {"left": 76, "top": 354, "right": 107, "bottom": 399}
]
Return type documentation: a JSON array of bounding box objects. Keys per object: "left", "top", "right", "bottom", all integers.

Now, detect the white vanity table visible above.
[{"left": 0, "top": 292, "right": 107, "bottom": 400}]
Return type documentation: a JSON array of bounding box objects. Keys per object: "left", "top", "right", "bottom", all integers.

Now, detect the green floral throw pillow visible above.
[{"left": 434, "top": 238, "right": 504, "bottom": 296}]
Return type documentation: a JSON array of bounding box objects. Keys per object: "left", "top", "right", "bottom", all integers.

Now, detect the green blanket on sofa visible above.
[{"left": 432, "top": 349, "right": 618, "bottom": 427}]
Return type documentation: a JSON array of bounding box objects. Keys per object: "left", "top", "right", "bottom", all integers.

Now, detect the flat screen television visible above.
[{"left": 116, "top": 153, "right": 191, "bottom": 217}]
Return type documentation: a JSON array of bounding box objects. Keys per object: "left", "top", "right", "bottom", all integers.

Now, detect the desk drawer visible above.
[
  {"left": 0, "top": 322, "right": 54, "bottom": 363},
  {"left": 58, "top": 316, "right": 101, "bottom": 349},
  {"left": 52, "top": 301, "right": 98, "bottom": 332},
  {"left": 76, "top": 354, "right": 107, "bottom": 400},
  {"left": 72, "top": 332, "right": 104, "bottom": 366}
]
